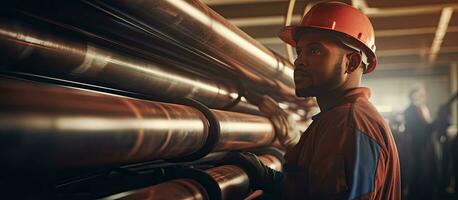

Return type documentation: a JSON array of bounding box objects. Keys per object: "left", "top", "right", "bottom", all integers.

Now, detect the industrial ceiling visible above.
[{"left": 204, "top": 0, "right": 458, "bottom": 72}]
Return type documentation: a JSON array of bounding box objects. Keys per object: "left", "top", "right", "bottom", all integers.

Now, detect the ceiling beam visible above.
[
  {"left": 363, "top": 3, "right": 458, "bottom": 17},
  {"left": 352, "top": 0, "right": 368, "bottom": 9},
  {"left": 376, "top": 61, "right": 455, "bottom": 70},
  {"left": 228, "top": 3, "right": 458, "bottom": 27},
  {"left": 377, "top": 48, "right": 428, "bottom": 57},
  {"left": 376, "top": 27, "right": 437, "bottom": 37},
  {"left": 428, "top": 7, "right": 453, "bottom": 63},
  {"left": 375, "top": 63, "right": 433, "bottom": 70},
  {"left": 374, "top": 46, "right": 458, "bottom": 57},
  {"left": 254, "top": 26, "right": 458, "bottom": 45},
  {"left": 203, "top": 0, "right": 285, "bottom": 6},
  {"left": 261, "top": 43, "right": 458, "bottom": 58},
  {"left": 230, "top": 15, "right": 301, "bottom": 27},
  {"left": 257, "top": 37, "right": 283, "bottom": 45}
]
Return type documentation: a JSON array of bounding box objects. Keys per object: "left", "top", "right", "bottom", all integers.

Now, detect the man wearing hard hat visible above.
[{"left": 222, "top": 2, "right": 401, "bottom": 199}]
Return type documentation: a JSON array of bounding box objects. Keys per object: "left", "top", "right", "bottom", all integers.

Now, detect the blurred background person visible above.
[
  {"left": 404, "top": 86, "right": 437, "bottom": 200},
  {"left": 435, "top": 92, "right": 458, "bottom": 199}
]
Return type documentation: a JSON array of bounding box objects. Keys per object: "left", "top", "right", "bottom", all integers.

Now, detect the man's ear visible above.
[{"left": 345, "top": 52, "right": 362, "bottom": 74}]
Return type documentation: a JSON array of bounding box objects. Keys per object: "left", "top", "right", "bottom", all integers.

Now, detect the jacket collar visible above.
[{"left": 312, "top": 87, "right": 371, "bottom": 120}]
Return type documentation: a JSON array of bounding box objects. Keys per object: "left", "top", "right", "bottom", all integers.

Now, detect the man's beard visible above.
[{"left": 295, "top": 61, "right": 343, "bottom": 98}]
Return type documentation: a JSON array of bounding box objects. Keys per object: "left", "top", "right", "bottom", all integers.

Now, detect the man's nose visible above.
[{"left": 294, "top": 54, "right": 307, "bottom": 69}]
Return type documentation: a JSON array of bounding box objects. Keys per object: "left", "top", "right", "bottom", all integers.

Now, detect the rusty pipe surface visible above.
[
  {"left": 101, "top": 0, "right": 296, "bottom": 99},
  {"left": 0, "top": 78, "right": 275, "bottom": 168},
  {"left": 0, "top": 17, "right": 250, "bottom": 111},
  {"left": 101, "top": 154, "right": 282, "bottom": 200}
]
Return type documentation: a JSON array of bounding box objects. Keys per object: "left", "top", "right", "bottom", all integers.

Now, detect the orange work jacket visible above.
[{"left": 282, "top": 87, "right": 401, "bottom": 200}]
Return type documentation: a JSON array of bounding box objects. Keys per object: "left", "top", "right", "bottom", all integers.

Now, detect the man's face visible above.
[{"left": 293, "top": 32, "right": 348, "bottom": 98}]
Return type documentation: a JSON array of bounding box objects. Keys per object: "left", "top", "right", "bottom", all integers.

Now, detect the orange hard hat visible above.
[{"left": 278, "top": 1, "right": 377, "bottom": 73}]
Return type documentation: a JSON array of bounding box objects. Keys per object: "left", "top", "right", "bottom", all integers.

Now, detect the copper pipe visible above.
[
  {"left": 101, "top": 179, "right": 209, "bottom": 200},
  {"left": 0, "top": 18, "right": 250, "bottom": 111},
  {"left": 101, "top": 0, "right": 295, "bottom": 99},
  {"left": 101, "top": 154, "right": 282, "bottom": 200},
  {"left": 3, "top": 0, "right": 297, "bottom": 102},
  {"left": 213, "top": 110, "right": 275, "bottom": 152},
  {"left": 0, "top": 78, "right": 209, "bottom": 168},
  {"left": 0, "top": 78, "right": 275, "bottom": 168},
  {"left": 206, "top": 165, "right": 250, "bottom": 200}
]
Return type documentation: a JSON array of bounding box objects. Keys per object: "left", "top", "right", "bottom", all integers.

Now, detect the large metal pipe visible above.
[
  {"left": 0, "top": 18, "right": 252, "bottom": 111},
  {"left": 5, "top": 0, "right": 296, "bottom": 101},
  {"left": 100, "top": 179, "right": 209, "bottom": 200},
  {"left": 0, "top": 78, "right": 274, "bottom": 169},
  {"left": 97, "top": 0, "right": 296, "bottom": 99},
  {"left": 101, "top": 154, "right": 282, "bottom": 200},
  {"left": 5, "top": 1, "right": 234, "bottom": 80},
  {"left": 213, "top": 110, "right": 275, "bottom": 152}
]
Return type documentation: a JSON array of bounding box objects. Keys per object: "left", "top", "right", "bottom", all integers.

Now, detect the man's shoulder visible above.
[
  {"left": 351, "top": 99, "right": 386, "bottom": 124},
  {"left": 318, "top": 99, "right": 388, "bottom": 133},
  {"left": 350, "top": 99, "right": 392, "bottom": 142},
  {"left": 319, "top": 99, "right": 380, "bottom": 122}
]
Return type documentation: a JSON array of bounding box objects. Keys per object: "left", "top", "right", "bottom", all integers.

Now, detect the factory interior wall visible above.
[{"left": 363, "top": 71, "right": 450, "bottom": 122}]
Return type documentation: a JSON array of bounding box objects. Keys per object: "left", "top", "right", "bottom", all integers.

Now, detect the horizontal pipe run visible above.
[
  {"left": 206, "top": 165, "right": 250, "bottom": 200},
  {"left": 5, "top": 1, "right": 240, "bottom": 79},
  {"left": 213, "top": 110, "right": 275, "bottom": 152},
  {"left": 0, "top": 18, "right": 247, "bottom": 110},
  {"left": 101, "top": 179, "right": 209, "bottom": 200},
  {"left": 103, "top": 0, "right": 296, "bottom": 98},
  {"left": 101, "top": 154, "right": 282, "bottom": 200},
  {"left": 0, "top": 78, "right": 275, "bottom": 169},
  {"left": 0, "top": 78, "right": 209, "bottom": 168},
  {"left": 5, "top": 0, "right": 296, "bottom": 101}
]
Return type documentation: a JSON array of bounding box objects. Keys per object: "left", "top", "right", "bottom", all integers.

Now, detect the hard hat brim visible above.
[
  {"left": 277, "top": 25, "right": 377, "bottom": 74},
  {"left": 278, "top": 25, "right": 298, "bottom": 47}
]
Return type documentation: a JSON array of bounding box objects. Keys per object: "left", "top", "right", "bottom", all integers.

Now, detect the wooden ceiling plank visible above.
[
  {"left": 363, "top": 4, "right": 458, "bottom": 17},
  {"left": 352, "top": 0, "right": 369, "bottom": 9},
  {"left": 377, "top": 27, "right": 437, "bottom": 37},
  {"left": 230, "top": 15, "right": 301, "bottom": 27},
  {"left": 227, "top": 3, "right": 458, "bottom": 28},
  {"left": 258, "top": 37, "right": 283, "bottom": 44},
  {"left": 253, "top": 26, "right": 458, "bottom": 43},
  {"left": 203, "top": 0, "right": 286, "bottom": 6},
  {"left": 429, "top": 7, "right": 454, "bottom": 62}
]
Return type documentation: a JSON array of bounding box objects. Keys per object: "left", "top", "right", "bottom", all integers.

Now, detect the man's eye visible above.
[{"left": 309, "top": 48, "right": 321, "bottom": 55}]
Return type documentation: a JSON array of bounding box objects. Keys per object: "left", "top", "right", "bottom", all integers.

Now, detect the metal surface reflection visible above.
[
  {"left": 102, "top": 179, "right": 208, "bottom": 200},
  {"left": 0, "top": 78, "right": 277, "bottom": 168},
  {"left": 206, "top": 165, "right": 250, "bottom": 200},
  {"left": 0, "top": 18, "right": 241, "bottom": 110},
  {"left": 92, "top": 0, "right": 296, "bottom": 99},
  {"left": 0, "top": 78, "right": 209, "bottom": 168},
  {"left": 214, "top": 110, "right": 275, "bottom": 151},
  {"left": 100, "top": 154, "right": 282, "bottom": 200}
]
